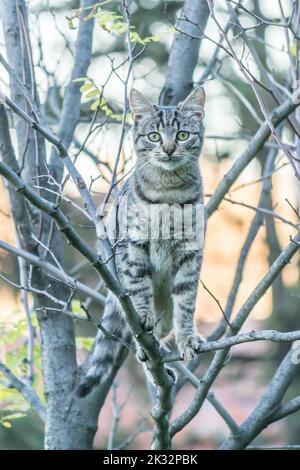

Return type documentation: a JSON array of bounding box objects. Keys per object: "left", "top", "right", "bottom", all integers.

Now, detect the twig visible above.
[
  {"left": 0, "top": 151, "right": 174, "bottom": 451},
  {"left": 220, "top": 348, "right": 300, "bottom": 449},
  {"left": 200, "top": 280, "right": 231, "bottom": 328},
  {"left": 169, "top": 229, "right": 300, "bottom": 437},
  {"left": 107, "top": 382, "right": 121, "bottom": 450},
  {"left": 222, "top": 196, "right": 298, "bottom": 229},
  {"left": 206, "top": 97, "right": 299, "bottom": 217},
  {"left": 163, "top": 329, "right": 300, "bottom": 363},
  {"left": 0, "top": 239, "right": 105, "bottom": 306},
  {"left": 0, "top": 362, "right": 46, "bottom": 421}
]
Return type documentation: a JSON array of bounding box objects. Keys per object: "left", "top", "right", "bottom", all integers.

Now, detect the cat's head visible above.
[{"left": 129, "top": 86, "right": 205, "bottom": 170}]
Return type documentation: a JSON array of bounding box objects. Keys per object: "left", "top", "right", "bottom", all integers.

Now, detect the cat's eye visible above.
[
  {"left": 148, "top": 132, "right": 161, "bottom": 142},
  {"left": 176, "top": 131, "right": 190, "bottom": 141}
]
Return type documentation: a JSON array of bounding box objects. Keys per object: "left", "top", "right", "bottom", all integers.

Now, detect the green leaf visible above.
[
  {"left": 31, "top": 312, "right": 38, "bottom": 328},
  {"left": 143, "top": 34, "right": 160, "bottom": 43},
  {"left": 110, "top": 21, "right": 128, "bottom": 33},
  {"left": 73, "top": 77, "right": 90, "bottom": 83},
  {"left": 76, "top": 336, "right": 93, "bottom": 350},
  {"left": 71, "top": 299, "right": 84, "bottom": 314},
  {"left": 290, "top": 42, "right": 297, "bottom": 56},
  {"left": 2, "top": 421, "right": 12, "bottom": 428},
  {"left": 90, "top": 99, "right": 101, "bottom": 111},
  {"left": 2, "top": 412, "right": 26, "bottom": 421},
  {"left": 85, "top": 89, "right": 101, "bottom": 98},
  {"left": 66, "top": 17, "right": 76, "bottom": 30},
  {"left": 80, "top": 82, "right": 94, "bottom": 92}
]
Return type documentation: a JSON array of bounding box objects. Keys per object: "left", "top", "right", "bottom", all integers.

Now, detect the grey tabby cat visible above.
[{"left": 77, "top": 86, "right": 206, "bottom": 397}]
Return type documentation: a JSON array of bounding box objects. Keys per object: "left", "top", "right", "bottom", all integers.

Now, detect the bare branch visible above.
[
  {"left": 0, "top": 239, "right": 105, "bottom": 306},
  {"left": 160, "top": 0, "right": 210, "bottom": 104},
  {"left": 220, "top": 348, "right": 300, "bottom": 449},
  {"left": 169, "top": 228, "right": 300, "bottom": 436},
  {"left": 0, "top": 362, "right": 46, "bottom": 421},
  {"left": 50, "top": 0, "right": 98, "bottom": 182},
  {"left": 163, "top": 329, "right": 300, "bottom": 363},
  {"left": 0, "top": 153, "right": 173, "bottom": 450},
  {"left": 206, "top": 97, "right": 299, "bottom": 217}
]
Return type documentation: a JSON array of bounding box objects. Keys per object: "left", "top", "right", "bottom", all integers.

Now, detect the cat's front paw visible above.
[
  {"left": 177, "top": 334, "right": 206, "bottom": 360},
  {"left": 140, "top": 312, "right": 155, "bottom": 332}
]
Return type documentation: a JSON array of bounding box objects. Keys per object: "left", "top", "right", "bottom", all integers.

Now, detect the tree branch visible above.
[
  {"left": 206, "top": 97, "right": 299, "bottom": 217},
  {"left": 0, "top": 239, "right": 105, "bottom": 306},
  {"left": 50, "top": 0, "right": 98, "bottom": 182},
  {"left": 220, "top": 348, "right": 300, "bottom": 449},
  {"left": 0, "top": 362, "right": 46, "bottom": 422},
  {"left": 163, "top": 329, "right": 300, "bottom": 363},
  {"left": 159, "top": 0, "right": 210, "bottom": 105},
  {"left": 169, "top": 229, "right": 300, "bottom": 436},
  {"left": 0, "top": 157, "right": 173, "bottom": 450}
]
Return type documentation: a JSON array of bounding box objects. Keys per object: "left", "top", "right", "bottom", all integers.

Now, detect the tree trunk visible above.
[{"left": 159, "top": 0, "right": 209, "bottom": 105}]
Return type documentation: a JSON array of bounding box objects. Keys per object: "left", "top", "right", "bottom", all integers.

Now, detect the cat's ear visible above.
[
  {"left": 180, "top": 86, "right": 205, "bottom": 119},
  {"left": 129, "top": 89, "right": 155, "bottom": 123}
]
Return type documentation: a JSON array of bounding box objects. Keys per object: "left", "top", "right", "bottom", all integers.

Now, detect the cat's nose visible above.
[{"left": 162, "top": 141, "right": 176, "bottom": 156}]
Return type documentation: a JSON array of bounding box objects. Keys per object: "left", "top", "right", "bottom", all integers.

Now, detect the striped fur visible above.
[
  {"left": 76, "top": 87, "right": 206, "bottom": 397},
  {"left": 76, "top": 292, "right": 130, "bottom": 397}
]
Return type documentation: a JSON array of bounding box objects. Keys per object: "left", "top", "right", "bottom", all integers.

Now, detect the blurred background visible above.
[{"left": 0, "top": 0, "right": 300, "bottom": 449}]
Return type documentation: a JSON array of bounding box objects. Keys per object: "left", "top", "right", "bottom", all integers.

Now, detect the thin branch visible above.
[
  {"left": 0, "top": 151, "right": 174, "bottom": 451},
  {"left": 220, "top": 348, "right": 300, "bottom": 449},
  {"left": 200, "top": 280, "right": 231, "bottom": 327},
  {"left": 107, "top": 382, "right": 121, "bottom": 450},
  {"left": 206, "top": 97, "right": 299, "bottom": 217},
  {"left": 163, "top": 329, "right": 300, "bottom": 363},
  {"left": 169, "top": 228, "right": 300, "bottom": 437},
  {"left": 207, "top": 0, "right": 300, "bottom": 172},
  {"left": 16, "top": 234, "right": 35, "bottom": 384},
  {"left": 0, "top": 89, "right": 116, "bottom": 277},
  {"left": 0, "top": 239, "right": 105, "bottom": 306},
  {"left": 0, "top": 362, "right": 46, "bottom": 421},
  {"left": 171, "top": 359, "right": 240, "bottom": 436},
  {"left": 222, "top": 196, "right": 298, "bottom": 229}
]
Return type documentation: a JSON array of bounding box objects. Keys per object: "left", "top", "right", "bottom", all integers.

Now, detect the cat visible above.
[{"left": 76, "top": 86, "right": 206, "bottom": 397}]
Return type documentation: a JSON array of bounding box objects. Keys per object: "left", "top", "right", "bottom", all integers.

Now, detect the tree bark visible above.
[
  {"left": 0, "top": 0, "right": 113, "bottom": 449},
  {"left": 159, "top": 0, "right": 209, "bottom": 105}
]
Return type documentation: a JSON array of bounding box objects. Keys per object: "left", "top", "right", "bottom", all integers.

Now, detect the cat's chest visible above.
[{"left": 149, "top": 240, "right": 177, "bottom": 275}]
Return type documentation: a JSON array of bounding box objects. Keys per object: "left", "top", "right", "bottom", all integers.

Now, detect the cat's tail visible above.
[{"left": 76, "top": 293, "right": 131, "bottom": 398}]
